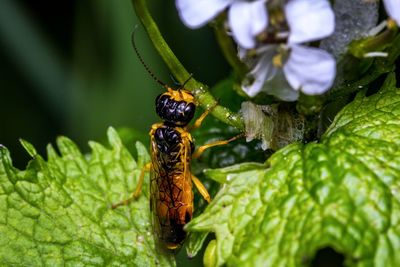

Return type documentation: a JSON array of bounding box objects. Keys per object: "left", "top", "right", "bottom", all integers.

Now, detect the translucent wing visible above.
[{"left": 149, "top": 126, "right": 194, "bottom": 251}]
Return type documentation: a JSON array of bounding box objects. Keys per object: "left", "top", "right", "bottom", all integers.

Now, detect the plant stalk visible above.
[{"left": 131, "top": 0, "right": 244, "bottom": 130}]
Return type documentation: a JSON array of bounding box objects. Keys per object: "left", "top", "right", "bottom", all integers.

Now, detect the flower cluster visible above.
[
  {"left": 239, "top": 0, "right": 336, "bottom": 101},
  {"left": 176, "top": 0, "right": 336, "bottom": 100},
  {"left": 176, "top": 0, "right": 400, "bottom": 101},
  {"left": 176, "top": 0, "right": 268, "bottom": 49}
]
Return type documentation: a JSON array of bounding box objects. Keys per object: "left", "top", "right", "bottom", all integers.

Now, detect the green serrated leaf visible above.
[
  {"left": 186, "top": 73, "right": 400, "bottom": 267},
  {"left": 19, "top": 139, "right": 38, "bottom": 157},
  {"left": 186, "top": 231, "right": 209, "bottom": 258},
  {"left": 0, "top": 127, "right": 174, "bottom": 266}
]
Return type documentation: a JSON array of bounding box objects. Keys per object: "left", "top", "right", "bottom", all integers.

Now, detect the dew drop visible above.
[
  {"left": 137, "top": 235, "right": 145, "bottom": 243},
  {"left": 226, "top": 174, "right": 234, "bottom": 182}
]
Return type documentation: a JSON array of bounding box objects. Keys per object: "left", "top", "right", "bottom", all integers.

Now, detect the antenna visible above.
[
  {"left": 170, "top": 73, "right": 193, "bottom": 90},
  {"left": 180, "top": 73, "right": 193, "bottom": 89},
  {"left": 131, "top": 26, "right": 169, "bottom": 90}
]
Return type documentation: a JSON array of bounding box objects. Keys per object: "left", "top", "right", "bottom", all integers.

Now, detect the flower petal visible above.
[
  {"left": 228, "top": 0, "right": 268, "bottom": 49},
  {"left": 283, "top": 45, "right": 336, "bottom": 95},
  {"left": 285, "top": 0, "right": 335, "bottom": 44},
  {"left": 262, "top": 70, "right": 300, "bottom": 101},
  {"left": 383, "top": 0, "right": 400, "bottom": 26},
  {"left": 242, "top": 46, "right": 278, "bottom": 97},
  {"left": 176, "top": 0, "right": 234, "bottom": 28}
]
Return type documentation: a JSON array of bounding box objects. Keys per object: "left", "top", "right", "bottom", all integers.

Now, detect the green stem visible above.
[
  {"left": 349, "top": 25, "right": 398, "bottom": 58},
  {"left": 131, "top": 0, "right": 244, "bottom": 130},
  {"left": 213, "top": 14, "right": 248, "bottom": 81}
]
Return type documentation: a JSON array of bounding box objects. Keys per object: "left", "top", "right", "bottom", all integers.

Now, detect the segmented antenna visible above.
[
  {"left": 170, "top": 73, "right": 193, "bottom": 90},
  {"left": 131, "top": 26, "right": 169, "bottom": 89},
  {"left": 180, "top": 73, "right": 193, "bottom": 89}
]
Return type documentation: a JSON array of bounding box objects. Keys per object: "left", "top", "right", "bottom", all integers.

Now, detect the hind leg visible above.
[
  {"left": 112, "top": 162, "right": 152, "bottom": 209},
  {"left": 191, "top": 174, "right": 211, "bottom": 203}
]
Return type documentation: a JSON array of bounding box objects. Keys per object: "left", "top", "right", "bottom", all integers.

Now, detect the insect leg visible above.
[
  {"left": 112, "top": 162, "right": 152, "bottom": 209},
  {"left": 189, "top": 102, "right": 218, "bottom": 131},
  {"left": 193, "top": 133, "right": 244, "bottom": 159},
  {"left": 191, "top": 174, "right": 211, "bottom": 203}
]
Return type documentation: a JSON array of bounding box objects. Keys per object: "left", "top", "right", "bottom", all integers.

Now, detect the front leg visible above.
[{"left": 189, "top": 102, "right": 218, "bottom": 131}]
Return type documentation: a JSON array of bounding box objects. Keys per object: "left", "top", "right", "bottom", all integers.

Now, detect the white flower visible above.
[
  {"left": 383, "top": 0, "right": 400, "bottom": 26},
  {"left": 242, "top": 0, "right": 336, "bottom": 100},
  {"left": 285, "top": 0, "right": 335, "bottom": 44},
  {"left": 175, "top": 0, "right": 268, "bottom": 49},
  {"left": 283, "top": 45, "right": 336, "bottom": 95}
]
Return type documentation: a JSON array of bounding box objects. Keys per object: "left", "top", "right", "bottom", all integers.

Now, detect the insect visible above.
[{"left": 112, "top": 30, "right": 241, "bottom": 251}]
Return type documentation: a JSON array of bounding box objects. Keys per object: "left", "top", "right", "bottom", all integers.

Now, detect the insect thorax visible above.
[{"left": 153, "top": 125, "right": 194, "bottom": 163}]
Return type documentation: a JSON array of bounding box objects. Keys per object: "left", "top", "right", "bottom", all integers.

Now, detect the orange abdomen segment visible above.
[{"left": 152, "top": 171, "right": 193, "bottom": 250}]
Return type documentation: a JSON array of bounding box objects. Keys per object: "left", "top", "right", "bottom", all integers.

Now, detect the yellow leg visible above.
[
  {"left": 112, "top": 162, "right": 152, "bottom": 209},
  {"left": 189, "top": 102, "right": 218, "bottom": 131},
  {"left": 193, "top": 133, "right": 244, "bottom": 159},
  {"left": 192, "top": 174, "right": 211, "bottom": 203}
]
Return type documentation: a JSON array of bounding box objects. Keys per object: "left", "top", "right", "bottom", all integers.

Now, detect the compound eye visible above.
[
  {"left": 156, "top": 94, "right": 168, "bottom": 112},
  {"left": 172, "top": 101, "right": 194, "bottom": 126},
  {"left": 155, "top": 94, "right": 161, "bottom": 105},
  {"left": 177, "top": 101, "right": 186, "bottom": 113},
  {"left": 156, "top": 94, "right": 172, "bottom": 121},
  {"left": 184, "top": 103, "right": 195, "bottom": 123}
]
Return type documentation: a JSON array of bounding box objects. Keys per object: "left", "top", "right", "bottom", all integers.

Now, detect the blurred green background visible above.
[{"left": 0, "top": 0, "right": 230, "bottom": 168}]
